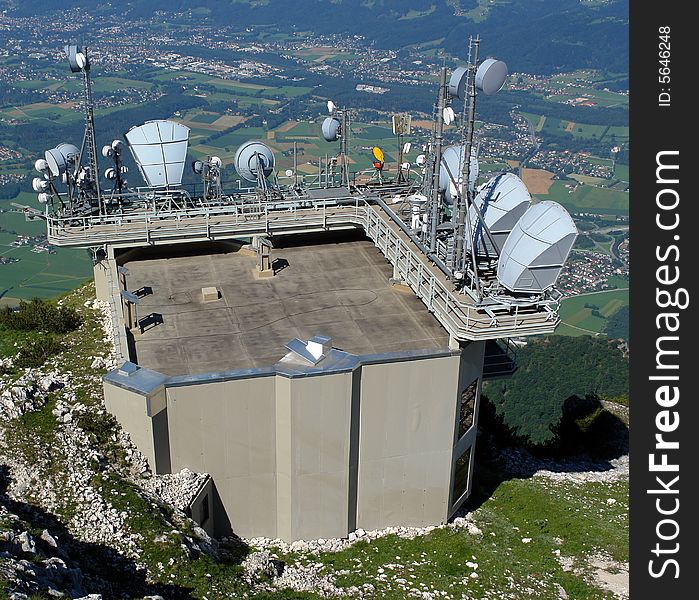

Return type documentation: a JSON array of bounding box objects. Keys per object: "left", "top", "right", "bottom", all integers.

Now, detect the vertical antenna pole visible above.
[
  {"left": 428, "top": 66, "right": 448, "bottom": 254},
  {"left": 293, "top": 141, "right": 298, "bottom": 187},
  {"left": 82, "top": 59, "right": 102, "bottom": 213},
  {"left": 454, "top": 36, "right": 482, "bottom": 297},
  {"left": 340, "top": 109, "right": 350, "bottom": 188}
]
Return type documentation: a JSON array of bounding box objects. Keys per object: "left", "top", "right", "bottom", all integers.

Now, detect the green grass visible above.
[
  {"left": 613, "top": 164, "right": 629, "bottom": 182},
  {"left": 558, "top": 290, "right": 630, "bottom": 336},
  {"left": 268, "top": 474, "right": 628, "bottom": 599},
  {"left": 537, "top": 182, "right": 628, "bottom": 216}
]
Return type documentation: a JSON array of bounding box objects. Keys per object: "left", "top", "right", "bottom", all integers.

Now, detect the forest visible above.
[{"left": 482, "top": 335, "right": 629, "bottom": 447}]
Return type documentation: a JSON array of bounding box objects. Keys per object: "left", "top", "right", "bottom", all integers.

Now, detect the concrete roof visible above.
[{"left": 121, "top": 232, "right": 450, "bottom": 376}]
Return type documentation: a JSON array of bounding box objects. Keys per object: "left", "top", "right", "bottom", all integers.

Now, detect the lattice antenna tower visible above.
[{"left": 65, "top": 45, "right": 102, "bottom": 212}]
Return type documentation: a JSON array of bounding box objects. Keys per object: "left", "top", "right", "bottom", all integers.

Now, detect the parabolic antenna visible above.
[
  {"left": 403, "top": 142, "right": 411, "bottom": 154},
  {"left": 496, "top": 201, "right": 577, "bottom": 293},
  {"left": 372, "top": 146, "right": 385, "bottom": 163},
  {"left": 32, "top": 177, "right": 49, "bottom": 192},
  {"left": 467, "top": 173, "right": 532, "bottom": 255},
  {"left": 45, "top": 143, "right": 80, "bottom": 177},
  {"left": 448, "top": 66, "right": 469, "bottom": 100},
  {"left": 64, "top": 45, "right": 89, "bottom": 73},
  {"left": 234, "top": 140, "right": 275, "bottom": 182},
  {"left": 34, "top": 159, "right": 48, "bottom": 173},
  {"left": 416, "top": 154, "right": 427, "bottom": 167},
  {"left": 438, "top": 145, "right": 479, "bottom": 204},
  {"left": 327, "top": 100, "right": 336, "bottom": 114},
  {"left": 321, "top": 116, "right": 342, "bottom": 142},
  {"left": 125, "top": 120, "right": 190, "bottom": 188},
  {"left": 475, "top": 58, "right": 508, "bottom": 95},
  {"left": 443, "top": 107, "right": 455, "bottom": 126}
]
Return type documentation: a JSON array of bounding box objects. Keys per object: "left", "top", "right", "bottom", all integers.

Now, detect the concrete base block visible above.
[{"left": 202, "top": 287, "right": 220, "bottom": 302}]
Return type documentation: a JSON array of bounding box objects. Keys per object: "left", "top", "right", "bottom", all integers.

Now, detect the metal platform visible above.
[{"left": 47, "top": 191, "right": 559, "bottom": 342}]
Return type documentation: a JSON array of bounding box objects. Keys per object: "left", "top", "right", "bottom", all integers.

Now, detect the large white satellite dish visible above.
[
  {"left": 327, "top": 100, "right": 336, "bottom": 114},
  {"left": 467, "top": 173, "right": 532, "bottom": 256},
  {"left": 45, "top": 143, "right": 80, "bottom": 177},
  {"left": 234, "top": 140, "right": 275, "bottom": 182},
  {"left": 475, "top": 58, "right": 508, "bottom": 95},
  {"left": 321, "top": 116, "right": 342, "bottom": 142},
  {"left": 496, "top": 201, "right": 577, "bottom": 293},
  {"left": 438, "top": 145, "right": 479, "bottom": 205},
  {"left": 125, "top": 120, "right": 190, "bottom": 188}
]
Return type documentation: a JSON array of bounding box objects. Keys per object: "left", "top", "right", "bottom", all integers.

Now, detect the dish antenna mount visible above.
[
  {"left": 449, "top": 36, "right": 508, "bottom": 297},
  {"left": 64, "top": 45, "right": 102, "bottom": 212},
  {"left": 320, "top": 101, "right": 351, "bottom": 188}
]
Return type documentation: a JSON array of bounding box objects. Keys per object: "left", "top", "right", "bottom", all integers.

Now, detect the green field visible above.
[
  {"left": 521, "top": 112, "right": 628, "bottom": 143},
  {"left": 0, "top": 203, "right": 92, "bottom": 303},
  {"left": 558, "top": 289, "right": 629, "bottom": 337},
  {"left": 537, "top": 181, "right": 629, "bottom": 216},
  {"left": 614, "top": 163, "right": 629, "bottom": 182}
]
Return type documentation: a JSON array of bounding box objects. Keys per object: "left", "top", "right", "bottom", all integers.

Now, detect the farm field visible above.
[
  {"left": 557, "top": 288, "right": 629, "bottom": 337},
  {"left": 520, "top": 112, "right": 628, "bottom": 143},
  {"left": 0, "top": 201, "right": 92, "bottom": 303},
  {"left": 536, "top": 180, "right": 629, "bottom": 216}
]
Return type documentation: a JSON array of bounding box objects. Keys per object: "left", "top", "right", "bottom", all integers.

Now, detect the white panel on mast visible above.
[
  {"left": 497, "top": 201, "right": 577, "bottom": 293},
  {"left": 125, "top": 120, "right": 190, "bottom": 188}
]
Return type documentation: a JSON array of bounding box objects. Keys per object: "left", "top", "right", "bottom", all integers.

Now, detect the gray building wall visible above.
[
  {"left": 167, "top": 377, "right": 278, "bottom": 539},
  {"left": 356, "top": 355, "right": 462, "bottom": 531},
  {"left": 103, "top": 343, "right": 485, "bottom": 542}
]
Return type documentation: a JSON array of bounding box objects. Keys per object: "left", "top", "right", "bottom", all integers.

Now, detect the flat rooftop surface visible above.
[{"left": 123, "top": 234, "right": 450, "bottom": 376}]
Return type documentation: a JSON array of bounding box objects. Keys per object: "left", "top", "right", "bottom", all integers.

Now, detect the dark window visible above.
[
  {"left": 200, "top": 493, "right": 209, "bottom": 526},
  {"left": 451, "top": 447, "right": 472, "bottom": 505},
  {"left": 458, "top": 379, "right": 478, "bottom": 439}
]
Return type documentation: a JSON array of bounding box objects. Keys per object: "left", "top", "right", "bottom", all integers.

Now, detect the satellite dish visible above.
[
  {"left": 104, "top": 168, "right": 117, "bottom": 180},
  {"left": 285, "top": 169, "right": 294, "bottom": 177},
  {"left": 443, "top": 107, "right": 455, "bottom": 126},
  {"left": 192, "top": 160, "right": 203, "bottom": 174},
  {"left": 234, "top": 140, "right": 275, "bottom": 182},
  {"left": 438, "top": 145, "right": 479, "bottom": 204},
  {"left": 475, "top": 58, "right": 508, "bottom": 95},
  {"left": 416, "top": 154, "right": 427, "bottom": 167},
  {"left": 467, "top": 173, "right": 532, "bottom": 256},
  {"left": 321, "top": 116, "right": 341, "bottom": 142},
  {"left": 102, "top": 145, "right": 114, "bottom": 158},
  {"left": 211, "top": 156, "right": 222, "bottom": 168},
  {"left": 34, "top": 159, "right": 48, "bottom": 173},
  {"left": 448, "top": 66, "right": 469, "bottom": 100},
  {"left": 401, "top": 162, "right": 410, "bottom": 170},
  {"left": 111, "top": 139, "right": 124, "bottom": 154},
  {"left": 403, "top": 142, "right": 411, "bottom": 154},
  {"left": 64, "top": 45, "right": 89, "bottom": 73},
  {"left": 32, "top": 177, "right": 49, "bottom": 192},
  {"left": 327, "top": 100, "right": 336, "bottom": 114},
  {"left": 75, "top": 52, "right": 87, "bottom": 70},
  {"left": 37, "top": 192, "right": 50, "bottom": 204},
  {"left": 125, "top": 120, "right": 190, "bottom": 188},
  {"left": 497, "top": 201, "right": 577, "bottom": 293},
  {"left": 372, "top": 146, "right": 385, "bottom": 163},
  {"left": 120, "top": 166, "right": 128, "bottom": 174},
  {"left": 45, "top": 143, "right": 80, "bottom": 177}
]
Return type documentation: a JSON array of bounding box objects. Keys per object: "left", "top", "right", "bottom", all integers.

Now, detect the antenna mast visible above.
[
  {"left": 427, "top": 66, "right": 448, "bottom": 253},
  {"left": 453, "top": 36, "right": 481, "bottom": 296},
  {"left": 66, "top": 45, "right": 102, "bottom": 213}
]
